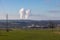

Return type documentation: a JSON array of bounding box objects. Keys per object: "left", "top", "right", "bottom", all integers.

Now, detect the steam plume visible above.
[
  {"left": 25, "top": 9, "right": 31, "bottom": 19},
  {"left": 19, "top": 8, "right": 25, "bottom": 19}
]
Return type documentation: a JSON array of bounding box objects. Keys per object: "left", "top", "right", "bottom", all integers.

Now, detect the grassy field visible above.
[{"left": 0, "top": 29, "right": 60, "bottom": 40}]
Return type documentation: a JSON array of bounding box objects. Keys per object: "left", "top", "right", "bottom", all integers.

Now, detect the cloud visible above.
[
  {"left": 48, "top": 10, "right": 60, "bottom": 13},
  {"left": 29, "top": 15, "right": 60, "bottom": 20},
  {"left": 0, "top": 14, "right": 20, "bottom": 20},
  {"left": 0, "top": 14, "right": 60, "bottom": 20}
]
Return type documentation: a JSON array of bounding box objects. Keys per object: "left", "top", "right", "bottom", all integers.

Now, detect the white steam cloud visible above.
[
  {"left": 25, "top": 9, "right": 31, "bottom": 19},
  {"left": 19, "top": 8, "right": 25, "bottom": 19},
  {"left": 19, "top": 8, "right": 31, "bottom": 20}
]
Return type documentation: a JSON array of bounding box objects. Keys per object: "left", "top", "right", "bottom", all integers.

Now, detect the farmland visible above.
[{"left": 0, "top": 29, "right": 60, "bottom": 40}]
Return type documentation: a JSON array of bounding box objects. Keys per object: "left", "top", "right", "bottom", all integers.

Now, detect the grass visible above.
[{"left": 0, "top": 29, "right": 60, "bottom": 40}]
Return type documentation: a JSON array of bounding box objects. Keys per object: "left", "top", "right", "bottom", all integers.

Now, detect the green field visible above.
[{"left": 0, "top": 29, "right": 60, "bottom": 40}]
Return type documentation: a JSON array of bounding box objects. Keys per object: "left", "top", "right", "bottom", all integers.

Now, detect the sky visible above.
[{"left": 0, "top": 0, "right": 60, "bottom": 20}]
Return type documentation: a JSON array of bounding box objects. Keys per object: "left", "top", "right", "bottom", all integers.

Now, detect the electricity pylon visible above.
[{"left": 6, "top": 14, "right": 9, "bottom": 32}]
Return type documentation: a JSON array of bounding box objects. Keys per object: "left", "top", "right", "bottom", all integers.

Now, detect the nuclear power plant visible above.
[{"left": 19, "top": 8, "right": 31, "bottom": 20}]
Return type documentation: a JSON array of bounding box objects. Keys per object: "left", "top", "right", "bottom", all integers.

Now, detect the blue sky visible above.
[{"left": 0, "top": 0, "right": 60, "bottom": 20}]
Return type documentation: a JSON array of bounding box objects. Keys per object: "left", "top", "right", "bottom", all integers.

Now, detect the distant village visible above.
[{"left": 0, "top": 20, "right": 60, "bottom": 30}]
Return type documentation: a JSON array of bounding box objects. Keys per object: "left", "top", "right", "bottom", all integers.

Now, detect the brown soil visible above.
[{"left": 54, "top": 32, "right": 60, "bottom": 34}]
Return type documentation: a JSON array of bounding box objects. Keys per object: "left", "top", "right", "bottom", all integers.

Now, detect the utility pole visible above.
[{"left": 6, "top": 14, "right": 9, "bottom": 32}]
